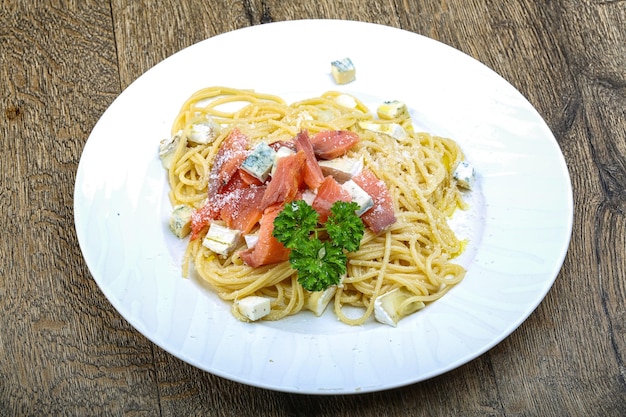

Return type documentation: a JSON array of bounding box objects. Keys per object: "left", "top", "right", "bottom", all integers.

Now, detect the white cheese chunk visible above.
[
  {"left": 187, "top": 115, "right": 221, "bottom": 145},
  {"left": 236, "top": 296, "right": 271, "bottom": 321},
  {"left": 244, "top": 234, "right": 259, "bottom": 249},
  {"left": 358, "top": 121, "right": 408, "bottom": 141},
  {"left": 331, "top": 57, "right": 356, "bottom": 84},
  {"left": 202, "top": 223, "right": 241, "bottom": 256},
  {"left": 318, "top": 156, "right": 363, "bottom": 183},
  {"left": 240, "top": 142, "right": 276, "bottom": 182},
  {"left": 305, "top": 287, "right": 337, "bottom": 316},
  {"left": 341, "top": 180, "right": 374, "bottom": 216},
  {"left": 374, "top": 288, "right": 426, "bottom": 327},
  {"left": 270, "top": 146, "right": 296, "bottom": 176},
  {"left": 453, "top": 161, "right": 476, "bottom": 190},
  {"left": 377, "top": 100, "right": 409, "bottom": 120},
  {"left": 335, "top": 94, "right": 358, "bottom": 109},
  {"left": 158, "top": 131, "right": 181, "bottom": 169},
  {"left": 169, "top": 204, "right": 193, "bottom": 238}
]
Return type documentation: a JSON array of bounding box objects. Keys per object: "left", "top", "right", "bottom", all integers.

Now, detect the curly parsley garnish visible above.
[{"left": 273, "top": 200, "right": 365, "bottom": 292}]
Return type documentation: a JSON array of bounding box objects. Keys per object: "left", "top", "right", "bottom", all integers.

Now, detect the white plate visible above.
[{"left": 74, "top": 19, "right": 573, "bottom": 394}]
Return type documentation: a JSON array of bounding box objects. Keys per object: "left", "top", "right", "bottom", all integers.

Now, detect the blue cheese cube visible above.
[
  {"left": 374, "top": 288, "right": 426, "bottom": 327},
  {"left": 341, "top": 180, "right": 374, "bottom": 216},
  {"left": 331, "top": 58, "right": 356, "bottom": 84},
  {"left": 240, "top": 142, "right": 276, "bottom": 182},
  {"left": 169, "top": 204, "right": 193, "bottom": 238},
  {"left": 377, "top": 100, "right": 409, "bottom": 120},
  {"left": 236, "top": 296, "right": 271, "bottom": 321},
  {"left": 358, "top": 121, "right": 408, "bottom": 141},
  {"left": 202, "top": 223, "right": 241, "bottom": 256},
  {"left": 453, "top": 161, "right": 476, "bottom": 190}
]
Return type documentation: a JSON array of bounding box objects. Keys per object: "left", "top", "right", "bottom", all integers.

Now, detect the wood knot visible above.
[
  {"left": 5, "top": 105, "right": 22, "bottom": 120},
  {"left": 260, "top": 5, "right": 272, "bottom": 24}
]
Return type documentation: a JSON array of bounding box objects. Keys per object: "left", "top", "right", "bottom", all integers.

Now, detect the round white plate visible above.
[{"left": 74, "top": 19, "right": 573, "bottom": 394}]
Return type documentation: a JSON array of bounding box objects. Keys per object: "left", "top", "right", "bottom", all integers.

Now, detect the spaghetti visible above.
[{"left": 163, "top": 86, "right": 468, "bottom": 325}]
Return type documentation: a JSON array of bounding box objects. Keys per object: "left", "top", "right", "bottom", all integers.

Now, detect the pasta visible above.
[{"left": 163, "top": 86, "right": 469, "bottom": 325}]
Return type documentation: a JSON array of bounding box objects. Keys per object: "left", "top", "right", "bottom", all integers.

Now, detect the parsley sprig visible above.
[{"left": 273, "top": 200, "right": 365, "bottom": 292}]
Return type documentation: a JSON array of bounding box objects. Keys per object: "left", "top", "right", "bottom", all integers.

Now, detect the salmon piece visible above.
[
  {"left": 220, "top": 186, "right": 266, "bottom": 234},
  {"left": 310, "top": 130, "right": 360, "bottom": 160},
  {"left": 260, "top": 150, "right": 306, "bottom": 209},
  {"left": 239, "top": 205, "right": 290, "bottom": 267},
  {"left": 312, "top": 176, "right": 352, "bottom": 223},
  {"left": 352, "top": 168, "right": 396, "bottom": 234},
  {"left": 238, "top": 168, "right": 264, "bottom": 186},
  {"left": 294, "top": 130, "right": 325, "bottom": 189},
  {"left": 190, "top": 171, "right": 250, "bottom": 240},
  {"left": 207, "top": 127, "right": 249, "bottom": 198},
  {"left": 190, "top": 203, "right": 217, "bottom": 240}
]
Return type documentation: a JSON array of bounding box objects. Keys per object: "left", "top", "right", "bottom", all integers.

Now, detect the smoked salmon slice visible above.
[
  {"left": 207, "top": 127, "right": 249, "bottom": 198},
  {"left": 294, "top": 130, "right": 325, "bottom": 189},
  {"left": 220, "top": 186, "right": 266, "bottom": 234},
  {"left": 190, "top": 203, "right": 217, "bottom": 240},
  {"left": 312, "top": 176, "right": 352, "bottom": 223},
  {"left": 310, "top": 130, "right": 360, "bottom": 160},
  {"left": 238, "top": 168, "right": 264, "bottom": 186},
  {"left": 260, "top": 150, "right": 306, "bottom": 209},
  {"left": 239, "top": 205, "right": 290, "bottom": 267},
  {"left": 191, "top": 170, "right": 251, "bottom": 240},
  {"left": 352, "top": 168, "right": 396, "bottom": 234}
]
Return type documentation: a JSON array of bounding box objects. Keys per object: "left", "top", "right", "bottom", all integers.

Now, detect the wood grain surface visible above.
[{"left": 1, "top": 1, "right": 624, "bottom": 415}]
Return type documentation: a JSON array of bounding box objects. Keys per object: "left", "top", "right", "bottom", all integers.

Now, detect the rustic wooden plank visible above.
[
  {"left": 559, "top": 1, "right": 626, "bottom": 414},
  {"left": 110, "top": 0, "right": 253, "bottom": 89},
  {"left": 257, "top": 0, "right": 402, "bottom": 25},
  {"left": 0, "top": 2, "right": 160, "bottom": 415},
  {"left": 110, "top": 0, "right": 412, "bottom": 89}
]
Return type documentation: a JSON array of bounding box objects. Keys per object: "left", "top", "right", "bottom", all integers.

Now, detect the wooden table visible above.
[{"left": 2, "top": 1, "right": 624, "bottom": 415}]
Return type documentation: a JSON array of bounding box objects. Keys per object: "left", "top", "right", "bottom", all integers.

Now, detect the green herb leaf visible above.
[
  {"left": 272, "top": 200, "right": 319, "bottom": 249},
  {"left": 272, "top": 199, "right": 364, "bottom": 292},
  {"left": 325, "top": 201, "right": 365, "bottom": 252},
  {"left": 290, "top": 240, "right": 346, "bottom": 292}
]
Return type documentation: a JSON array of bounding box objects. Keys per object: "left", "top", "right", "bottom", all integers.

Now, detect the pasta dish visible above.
[{"left": 160, "top": 86, "right": 473, "bottom": 326}]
